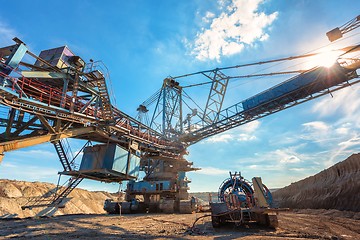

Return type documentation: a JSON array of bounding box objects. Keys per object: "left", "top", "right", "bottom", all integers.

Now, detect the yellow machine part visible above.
[{"left": 252, "top": 177, "right": 269, "bottom": 208}]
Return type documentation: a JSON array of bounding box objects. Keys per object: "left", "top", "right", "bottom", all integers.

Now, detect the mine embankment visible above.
[
  {"left": 273, "top": 153, "right": 360, "bottom": 211},
  {"left": 0, "top": 179, "right": 117, "bottom": 218},
  {"left": 1, "top": 153, "right": 360, "bottom": 239}
]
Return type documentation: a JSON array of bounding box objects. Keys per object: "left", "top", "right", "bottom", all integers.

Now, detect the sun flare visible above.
[{"left": 305, "top": 49, "right": 343, "bottom": 69}]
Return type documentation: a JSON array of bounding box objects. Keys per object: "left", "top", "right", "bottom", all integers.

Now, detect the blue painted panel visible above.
[
  {"left": 100, "top": 144, "right": 114, "bottom": 169},
  {"left": 112, "top": 145, "right": 128, "bottom": 173},
  {"left": 80, "top": 144, "right": 140, "bottom": 178},
  {"left": 80, "top": 145, "right": 107, "bottom": 170},
  {"left": 128, "top": 180, "right": 172, "bottom": 192},
  {"left": 242, "top": 64, "right": 348, "bottom": 111},
  {"left": 128, "top": 154, "right": 140, "bottom": 178},
  {"left": 35, "top": 46, "right": 75, "bottom": 69},
  {"left": 178, "top": 172, "right": 186, "bottom": 180},
  {"left": 1, "top": 44, "right": 28, "bottom": 75}
]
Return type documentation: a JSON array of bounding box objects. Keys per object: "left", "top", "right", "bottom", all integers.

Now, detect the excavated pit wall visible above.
[
  {"left": 273, "top": 153, "right": 360, "bottom": 211},
  {"left": 0, "top": 179, "right": 118, "bottom": 218}
]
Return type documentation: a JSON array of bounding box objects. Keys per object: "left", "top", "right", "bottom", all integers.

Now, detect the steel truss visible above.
[
  {"left": 0, "top": 22, "right": 360, "bottom": 210},
  {"left": 0, "top": 41, "right": 185, "bottom": 166},
  {"left": 150, "top": 78, "right": 183, "bottom": 139}
]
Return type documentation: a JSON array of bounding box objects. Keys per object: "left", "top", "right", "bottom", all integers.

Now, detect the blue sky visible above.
[{"left": 0, "top": 0, "right": 360, "bottom": 192}]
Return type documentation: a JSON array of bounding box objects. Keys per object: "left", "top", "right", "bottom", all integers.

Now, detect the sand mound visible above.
[
  {"left": 0, "top": 179, "right": 119, "bottom": 218},
  {"left": 273, "top": 153, "right": 360, "bottom": 211}
]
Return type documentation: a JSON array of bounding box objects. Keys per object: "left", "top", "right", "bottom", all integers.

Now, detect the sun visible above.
[
  {"left": 317, "top": 51, "right": 342, "bottom": 68},
  {"left": 304, "top": 49, "right": 343, "bottom": 69}
]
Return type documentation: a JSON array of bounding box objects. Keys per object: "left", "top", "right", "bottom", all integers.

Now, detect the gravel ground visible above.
[{"left": 1, "top": 210, "right": 359, "bottom": 239}]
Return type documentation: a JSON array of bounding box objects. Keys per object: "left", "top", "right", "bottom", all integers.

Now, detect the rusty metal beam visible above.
[
  {"left": 37, "top": 115, "right": 55, "bottom": 134},
  {"left": 5, "top": 108, "right": 16, "bottom": 138},
  {"left": 0, "top": 126, "right": 95, "bottom": 163},
  {"left": 0, "top": 44, "right": 16, "bottom": 56},
  {"left": 11, "top": 116, "right": 38, "bottom": 137},
  {"left": 21, "top": 71, "right": 68, "bottom": 79},
  {"left": 15, "top": 111, "right": 25, "bottom": 128}
]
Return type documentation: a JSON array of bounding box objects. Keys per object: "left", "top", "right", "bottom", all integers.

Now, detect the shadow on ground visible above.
[{"left": 0, "top": 213, "right": 280, "bottom": 239}]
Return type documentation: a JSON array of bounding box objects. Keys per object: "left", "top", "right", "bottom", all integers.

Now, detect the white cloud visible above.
[
  {"left": 197, "top": 166, "right": 229, "bottom": 175},
  {"left": 0, "top": 22, "right": 17, "bottom": 45},
  {"left": 248, "top": 146, "right": 305, "bottom": 165},
  {"left": 338, "top": 136, "right": 360, "bottom": 148},
  {"left": 312, "top": 86, "right": 360, "bottom": 124},
  {"left": 299, "top": 119, "right": 360, "bottom": 167},
  {"left": 222, "top": 41, "right": 244, "bottom": 56},
  {"left": 238, "top": 133, "right": 256, "bottom": 141},
  {"left": 289, "top": 168, "right": 306, "bottom": 171},
  {"left": 11, "top": 149, "right": 57, "bottom": 158},
  {"left": 324, "top": 135, "right": 360, "bottom": 167},
  {"left": 79, "top": 182, "right": 120, "bottom": 193},
  {"left": 1, "top": 162, "right": 17, "bottom": 168},
  {"left": 205, "top": 133, "right": 233, "bottom": 143},
  {"left": 233, "top": 120, "right": 260, "bottom": 141},
  {"left": 308, "top": 86, "right": 360, "bottom": 166},
  {"left": 300, "top": 121, "right": 332, "bottom": 144},
  {"left": 302, "top": 121, "right": 329, "bottom": 132},
  {"left": 236, "top": 145, "right": 306, "bottom": 169},
  {"left": 335, "top": 126, "right": 350, "bottom": 135},
  {"left": 204, "top": 120, "right": 261, "bottom": 143},
  {"left": 25, "top": 166, "right": 59, "bottom": 180},
  {"left": 190, "top": 0, "right": 278, "bottom": 61},
  {"left": 0, "top": 148, "right": 62, "bottom": 182},
  {"left": 0, "top": 162, "right": 58, "bottom": 181},
  {"left": 202, "top": 11, "right": 216, "bottom": 23},
  {"left": 274, "top": 149, "right": 301, "bottom": 163},
  {"left": 241, "top": 120, "right": 261, "bottom": 134}
]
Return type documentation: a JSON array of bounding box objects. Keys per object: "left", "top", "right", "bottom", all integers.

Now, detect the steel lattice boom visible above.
[
  {"left": 0, "top": 15, "right": 359, "bottom": 211},
  {"left": 0, "top": 41, "right": 187, "bottom": 171},
  {"left": 178, "top": 61, "right": 360, "bottom": 144},
  {"left": 140, "top": 48, "right": 360, "bottom": 145}
]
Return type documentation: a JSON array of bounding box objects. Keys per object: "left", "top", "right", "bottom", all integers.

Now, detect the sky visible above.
[{"left": 0, "top": 0, "right": 360, "bottom": 192}]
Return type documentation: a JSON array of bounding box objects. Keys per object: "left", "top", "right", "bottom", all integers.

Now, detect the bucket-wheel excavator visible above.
[{"left": 0, "top": 15, "right": 359, "bottom": 214}]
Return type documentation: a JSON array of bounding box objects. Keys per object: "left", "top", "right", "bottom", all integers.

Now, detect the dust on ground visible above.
[{"left": 1, "top": 210, "right": 359, "bottom": 239}]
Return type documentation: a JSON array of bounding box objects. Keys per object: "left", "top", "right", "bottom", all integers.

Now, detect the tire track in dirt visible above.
[{"left": 1, "top": 212, "right": 359, "bottom": 239}]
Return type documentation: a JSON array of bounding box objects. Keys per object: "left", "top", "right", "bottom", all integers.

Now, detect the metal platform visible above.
[{"left": 60, "top": 169, "right": 137, "bottom": 183}]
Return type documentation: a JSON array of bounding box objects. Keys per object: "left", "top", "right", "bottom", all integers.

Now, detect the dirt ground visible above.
[{"left": 1, "top": 211, "right": 359, "bottom": 240}]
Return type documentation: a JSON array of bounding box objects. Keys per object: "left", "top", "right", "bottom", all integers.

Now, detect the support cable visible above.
[
  {"left": 178, "top": 32, "right": 360, "bottom": 89},
  {"left": 182, "top": 90, "right": 206, "bottom": 115},
  {"left": 182, "top": 70, "right": 306, "bottom": 89}
]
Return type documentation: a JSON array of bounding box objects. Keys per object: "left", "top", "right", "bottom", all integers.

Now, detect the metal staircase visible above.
[
  {"left": 87, "top": 70, "right": 114, "bottom": 123},
  {"left": 52, "top": 176, "right": 83, "bottom": 206},
  {"left": 22, "top": 140, "right": 81, "bottom": 210},
  {"left": 53, "top": 140, "right": 72, "bottom": 172},
  {"left": 22, "top": 176, "right": 83, "bottom": 210}
]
